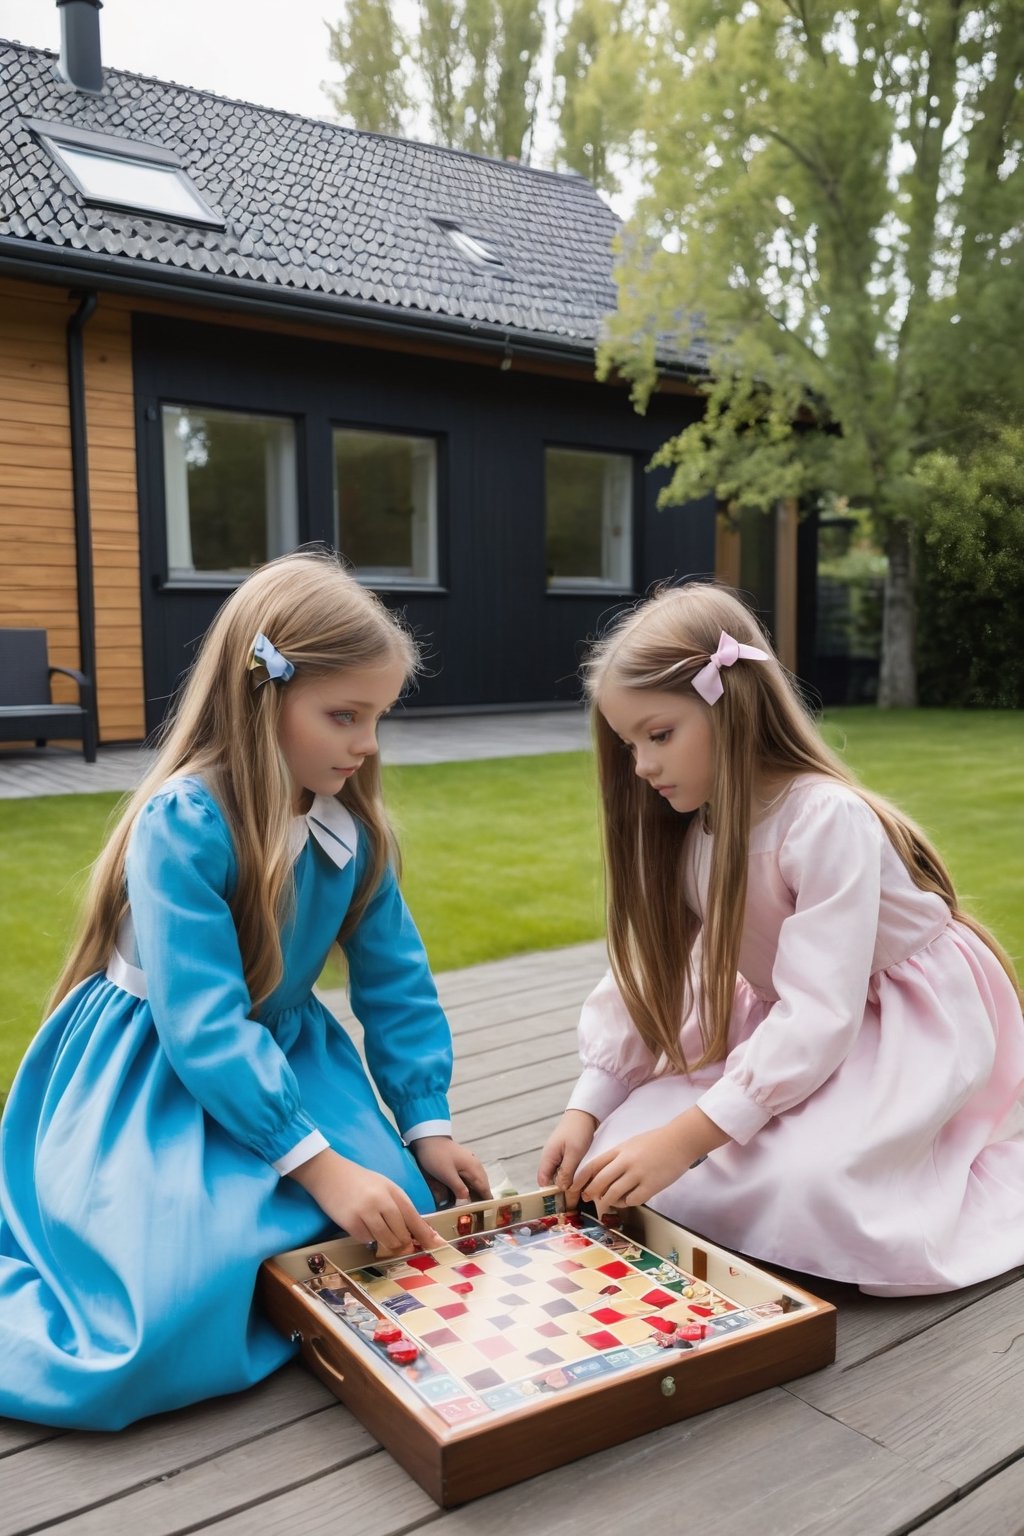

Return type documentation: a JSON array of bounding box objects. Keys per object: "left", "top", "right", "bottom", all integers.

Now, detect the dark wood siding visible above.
[{"left": 132, "top": 314, "right": 715, "bottom": 728}]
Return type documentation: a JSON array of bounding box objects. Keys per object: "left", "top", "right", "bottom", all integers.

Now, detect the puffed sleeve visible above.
[
  {"left": 565, "top": 969, "right": 658, "bottom": 1121},
  {"left": 344, "top": 858, "right": 453, "bottom": 1139},
  {"left": 127, "top": 781, "right": 319, "bottom": 1166},
  {"left": 696, "top": 789, "right": 883, "bottom": 1144}
]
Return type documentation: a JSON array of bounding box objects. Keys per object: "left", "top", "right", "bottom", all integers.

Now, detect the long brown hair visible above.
[
  {"left": 49, "top": 550, "right": 417, "bottom": 1015},
  {"left": 585, "top": 582, "right": 1020, "bottom": 1073}
]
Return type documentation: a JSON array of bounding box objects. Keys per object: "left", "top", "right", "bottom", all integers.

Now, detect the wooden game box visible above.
[{"left": 259, "top": 1189, "right": 836, "bottom": 1506}]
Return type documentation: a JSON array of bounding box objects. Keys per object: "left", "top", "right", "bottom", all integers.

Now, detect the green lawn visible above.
[{"left": 1, "top": 707, "right": 1021, "bottom": 1096}]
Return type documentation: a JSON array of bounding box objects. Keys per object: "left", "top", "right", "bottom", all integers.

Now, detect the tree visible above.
[
  {"left": 326, "top": 0, "right": 546, "bottom": 162},
  {"left": 597, "top": 0, "right": 1024, "bottom": 705},
  {"left": 325, "top": 0, "right": 410, "bottom": 135},
  {"left": 325, "top": 0, "right": 649, "bottom": 186},
  {"left": 553, "top": 0, "right": 650, "bottom": 194}
]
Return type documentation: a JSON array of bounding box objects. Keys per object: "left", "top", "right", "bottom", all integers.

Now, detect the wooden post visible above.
[{"left": 774, "top": 497, "right": 798, "bottom": 672}]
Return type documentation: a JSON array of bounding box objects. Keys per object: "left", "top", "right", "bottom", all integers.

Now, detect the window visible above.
[
  {"left": 162, "top": 406, "right": 298, "bottom": 582},
  {"left": 334, "top": 429, "right": 439, "bottom": 585},
  {"left": 28, "top": 118, "right": 224, "bottom": 227},
  {"left": 545, "top": 448, "right": 633, "bottom": 589},
  {"left": 432, "top": 217, "right": 506, "bottom": 271}
]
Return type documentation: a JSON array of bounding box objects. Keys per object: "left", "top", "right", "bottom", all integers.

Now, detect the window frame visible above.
[
  {"left": 331, "top": 421, "right": 445, "bottom": 591},
  {"left": 26, "top": 117, "right": 225, "bottom": 229},
  {"left": 158, "top": 400, "right": 301, "bottom": 588},
  {"left": 543, "top": 443, "right": 637, "bottom": 595}
]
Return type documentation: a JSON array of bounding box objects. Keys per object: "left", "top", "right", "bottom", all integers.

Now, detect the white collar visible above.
[{"left": 288, "top": 794, "right": 358, "bottom": 870}]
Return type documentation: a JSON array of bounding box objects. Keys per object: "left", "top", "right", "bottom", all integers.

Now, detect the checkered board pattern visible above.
[{"left": 306, "top": 1216, "right": 779, "bottom": 1426}]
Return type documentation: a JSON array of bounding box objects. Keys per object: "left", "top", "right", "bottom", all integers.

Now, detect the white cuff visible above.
[
  {"left": 696, "top": 1077, "right": 773, "bottom": 1146},
  {"left": 273, "top": 1128, "right": 330, "bottom": 1176},
  {"left": 565, "top": 1066, "right": 634, "bottom": 1124},
  {"left": 404, "top": 1118, "right": 452, "bottom": 1144}
]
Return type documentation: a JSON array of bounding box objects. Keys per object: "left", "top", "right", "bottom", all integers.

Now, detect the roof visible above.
[{"left": 0, "top": 38, "right": 639, "bottom": 360}]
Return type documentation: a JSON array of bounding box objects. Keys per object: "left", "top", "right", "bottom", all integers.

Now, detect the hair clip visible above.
[
  {"left": 248, "top": 632, "right": 295, "bottom": 686},
  {"left": 691, "top": 630, "right": 770, "bottom": 705}
]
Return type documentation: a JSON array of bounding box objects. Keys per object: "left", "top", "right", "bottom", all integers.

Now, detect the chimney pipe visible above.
[{"left": 57, "top": 0, "right": 104, "bottom": 95}]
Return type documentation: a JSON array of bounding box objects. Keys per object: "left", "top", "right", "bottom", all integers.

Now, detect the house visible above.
[{"left": 0, "top": 0, "right": 818, "bottom": 746}]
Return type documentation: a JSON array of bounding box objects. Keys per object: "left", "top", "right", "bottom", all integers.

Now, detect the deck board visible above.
[
  {"left": 2, "top": 939, "right": 1022, "bottom": 1536},
  {"left": 418, "top": 1391, "right": 957, "bottom": 1536}
]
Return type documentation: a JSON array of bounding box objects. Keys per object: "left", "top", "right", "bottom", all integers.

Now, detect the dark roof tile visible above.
[{"left": 0, "top": 38, "right": 692, "bottom": 361}]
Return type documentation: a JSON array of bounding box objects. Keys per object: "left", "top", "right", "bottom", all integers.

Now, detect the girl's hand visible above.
[
  {"left": 537, "top": 1109, "right": 598, "bottom": 1190},
  {"left": 568, "top": 1108, "right": 729, "bottom": 1212},
  {"left": 409, "top": 1136, "right": 492, "bottom": 1207},
  {"left": 288, "top": 1147, "right": 443, "bottom": 1256}
]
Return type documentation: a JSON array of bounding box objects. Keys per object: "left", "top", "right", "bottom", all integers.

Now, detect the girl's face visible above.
[
  {"left": 599, "top": 683, "right": 715, "bottom": 814},
  {"left": 276, "top": 659, "right": 406, "bottom": 807}
]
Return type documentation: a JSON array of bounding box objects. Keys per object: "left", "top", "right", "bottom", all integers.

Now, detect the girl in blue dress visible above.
[{"left": 0, "top": 550, "right": 488, "bottom": 1429}]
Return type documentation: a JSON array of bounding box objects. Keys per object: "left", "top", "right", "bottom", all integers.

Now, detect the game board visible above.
[
  {"left": 306, "top": 1204, "right": 771, "bottom": 1423},
  {"left": 260, "top": 1190, "right": 836, "bottom": 1506}
]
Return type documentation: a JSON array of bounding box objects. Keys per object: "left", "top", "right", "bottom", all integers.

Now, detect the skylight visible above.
[
  {"left": 433, "top": 218, "right": 506, "bottom": 271},
  {"left": 28, "top": 119, "right": 224, "bottom": 228}
]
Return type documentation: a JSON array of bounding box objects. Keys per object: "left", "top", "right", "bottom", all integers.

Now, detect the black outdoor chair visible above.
[{"left": 0, "top": 629, "right": 97, "bottom": 763}]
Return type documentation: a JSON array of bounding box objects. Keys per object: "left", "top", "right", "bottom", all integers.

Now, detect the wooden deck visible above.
[{"left": 3, "top": 940, "right": 1023, "bottom": 1536}]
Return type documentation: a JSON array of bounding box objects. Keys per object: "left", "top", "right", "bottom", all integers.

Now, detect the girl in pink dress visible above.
[{"left": 539, "top": 584, "right": 1024, "bottom": 1295}]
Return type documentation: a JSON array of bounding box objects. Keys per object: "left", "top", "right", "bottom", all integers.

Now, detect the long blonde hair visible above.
[
  {"left": 50, "top": 550, "right": 417, "bottom": 1014},
  {"left": 585, "top": 583, "right": 1020, "bottom": 1073}
]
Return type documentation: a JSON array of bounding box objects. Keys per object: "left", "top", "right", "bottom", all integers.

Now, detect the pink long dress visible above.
[{"left": 566, "top": 775, "right": 1024, "bottom": 1295}]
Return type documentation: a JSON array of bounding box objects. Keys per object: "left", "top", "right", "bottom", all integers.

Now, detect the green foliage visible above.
[
  {"left": 553, "top": 0, "right": 649, "bottom": 193},
  {"left": 325, "top": 0, "right": 410, "bottom": 133},
  {"left": 915, "top": 425, "right": 1024, "bottom": 706},
  {"left": 602, "top": 0, "right": 1024, "bottom": 509},
  {"left": 326, "top": 0, "right": 546, "bottom": 161},
  {"left": 597, "top": 0, "right": 1024, "bottom": 701},
  {"left": 817, "top": 504, "right": 886, "bottom": 666},
  {"left": 324, "top": 0, "right": 650, "bottom": 184}
]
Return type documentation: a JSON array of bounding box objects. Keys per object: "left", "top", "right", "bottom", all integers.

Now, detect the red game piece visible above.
[
  {"left": 676, "top": 1323, "right": 709, "bottom": 1342},
  {"left": 646, "top": 1315, "right": 676, "bottom": 1334},
  {"left": 387, "top": 1338, "right": 420, "bottom": 1365},
  {"left": 456, "top": 1213, "right": 473, "bottom": 1236},
  {"left": 373, "top": 1321, "right": 402, "bottom": 1344}
]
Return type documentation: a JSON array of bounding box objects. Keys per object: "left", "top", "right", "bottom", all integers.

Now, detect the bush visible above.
[{"left": 915, "top": 427, "right": 1024, "bottom": 707}]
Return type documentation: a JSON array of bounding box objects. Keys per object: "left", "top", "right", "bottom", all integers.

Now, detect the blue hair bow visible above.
[{"left": 249, "top": 632, "right": 295, "bottom": 685}]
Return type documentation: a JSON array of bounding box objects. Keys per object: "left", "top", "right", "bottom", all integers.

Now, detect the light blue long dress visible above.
[{"left": 0, "top": 777, "right": 451, "bottom": 1429}]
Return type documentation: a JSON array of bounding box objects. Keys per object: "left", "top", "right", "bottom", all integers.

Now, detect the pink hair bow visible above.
[{"left": 691, "top": 630, "right": 770, "bottom": 705}]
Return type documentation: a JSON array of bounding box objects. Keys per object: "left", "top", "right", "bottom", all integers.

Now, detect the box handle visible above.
[{"left": 310, "top": 1336, "right": 347, "bottom": 1388}]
